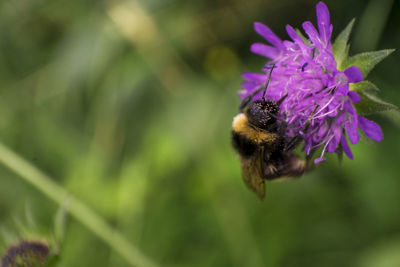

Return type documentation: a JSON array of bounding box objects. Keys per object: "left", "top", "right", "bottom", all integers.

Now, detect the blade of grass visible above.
[
  {"left": 0, "top": 142, "right": 158, "bottom": 267},
  {"left": 353, "top": 0, "right": 394, "bottom": 51}
]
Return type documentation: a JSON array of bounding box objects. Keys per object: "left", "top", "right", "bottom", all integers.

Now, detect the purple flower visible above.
[
  {"left": 1, "top": 240, "right": 49, "bottom": 266},
  {"left": 240, "top": 1, "right": 384, "bottom": 163}
]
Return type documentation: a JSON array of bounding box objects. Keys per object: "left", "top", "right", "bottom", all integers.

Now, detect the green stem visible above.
[{"left": 0, "top": 142, "right": 157, "bottom": 267}]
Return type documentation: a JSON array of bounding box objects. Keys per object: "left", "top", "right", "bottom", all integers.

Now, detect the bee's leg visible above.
[
  {"left": 265, "top": 112, "right": 288, "bottom": 135},
  {"left": 261, "top": 148, "right": 279, "bottom": 179},
  {"left": 305, "top": 149, "right": 317, "bottom": 169},
  {"left": 285, "top": 134, "right": 303, "bottom": 152},
  {"left": 276, "top": 93, "right": 288, "bottom": 106}
]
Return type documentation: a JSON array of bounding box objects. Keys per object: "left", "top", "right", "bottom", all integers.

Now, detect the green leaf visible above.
[
  {"left": 341, "top": 49, "right": 395, "bottom": 78},
  {"left": 333, "top": 18, "right": 355, "bottom": 68},
  {"left": 295, "top": 28, "right": 308, "bottom": 44},
  {"left": 354, "top": 90, "right": 399, "bottom": 115},
  {"left": 351, "top": 81, "right": 400, "bottom": 124},
  {"left": 350, "top": 80, "right": 379, "bottom": 94},
  {"left": 381, "top": 109, "right": 400, "bottom": 128}
]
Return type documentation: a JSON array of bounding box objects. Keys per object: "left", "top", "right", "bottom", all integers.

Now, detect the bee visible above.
[{"left": 232, "top": 65, "right": 314, "bottom": 199}]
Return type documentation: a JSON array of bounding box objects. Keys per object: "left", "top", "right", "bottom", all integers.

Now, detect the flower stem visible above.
[{"left": 0, "top": 142, "right": 158, "bottom": 267}]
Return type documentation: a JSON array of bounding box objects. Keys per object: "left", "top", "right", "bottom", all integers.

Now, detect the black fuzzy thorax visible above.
[{"left": 231, "top": 130, "right": 258, "bottom": 158}]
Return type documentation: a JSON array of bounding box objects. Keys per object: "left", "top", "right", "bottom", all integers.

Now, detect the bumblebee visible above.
[{"left": 232, "top": 66, "right": 313, "bottom": 199}]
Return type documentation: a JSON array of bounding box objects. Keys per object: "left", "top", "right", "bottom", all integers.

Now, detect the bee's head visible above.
[{"left": 246, "top": 100, "right": 279, "bottom": 130}]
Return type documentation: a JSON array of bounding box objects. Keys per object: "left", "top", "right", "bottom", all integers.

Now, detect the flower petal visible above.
[
  {"left": 316, "top": 1, "right": 331, "bottom": 45},
  {"left": 336, "top": 84, "right": 349, "bottom": 96},
  {"left": 358, "top": 115, "right": 383, "bottom": 141},
  {"left": 345, "top": 125, "right": 359, "bottom": 145},
  {"left": 250, "top": 43, "right": 280, "bottom": 59},
  {"left": 239, "top": 2, "right": 388, "bottom": 164},
  {"left": 241, "top": 81, "right": 261, "bottom": 96},
  {"left": 254, "top": 22, "right": 284, "bottom": 49},
  {"left": 285, "top": 24, "right": 311, "bottom": 58},
  {"left": 302, "top": 21, "right": 323, "bottom": 51},
  {"left": 327, "top": 125, "right": 342, "bottom": 152},
  {"left": 348, "top": 91, "right": 361, "bottom": 103},
  {"left": 314, "top": 157, "right": 326, "bottom": 164},
  {"left": 344, "top": 66, "right": 363, "bottom": 83},
  {"left": 344, "top": 102, "right": 359, "bottom": 144},
  {"left": 242, "top": 72, "right": 267, "bottom": 82},
  {"left": 286, "top": 25, "right": 304, "bottom": 46},
  {"left": 340, "top": 134, "right": 353, "bottom": 159}
]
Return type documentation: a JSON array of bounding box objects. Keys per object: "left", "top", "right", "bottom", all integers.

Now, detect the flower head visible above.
[
  {"left": 1, "top": 240, "right": 49, "bottom": 267},
  {"left": 240, "top": 1, "right": 390, "bottom": 163}
]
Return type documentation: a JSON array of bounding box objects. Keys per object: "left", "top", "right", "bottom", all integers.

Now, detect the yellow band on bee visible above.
[{"left": 232, "top": 113, "right": 277, "bottom": 144}]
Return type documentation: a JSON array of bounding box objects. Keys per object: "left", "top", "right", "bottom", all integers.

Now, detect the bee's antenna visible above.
[
  {"left": 262, "top": 64, "right": 275, "bottom": 102},
  {"left": 238, "top": 64, "right": 276, "bottom": 112},
  {"left": 276, "top": 93, "right": 288, "bottom": 106}
]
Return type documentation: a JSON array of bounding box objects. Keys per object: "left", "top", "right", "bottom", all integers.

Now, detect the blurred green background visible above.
[{"left": 0, "top": 0, "right": 399, "bottom": 266}]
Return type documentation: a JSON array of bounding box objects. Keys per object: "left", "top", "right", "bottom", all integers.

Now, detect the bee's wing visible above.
[{"left": 240, "top": 151, "right": 265, "bottom": 200}]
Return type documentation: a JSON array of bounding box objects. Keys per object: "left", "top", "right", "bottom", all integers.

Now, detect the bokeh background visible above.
[{"left": 0, "top": 0, "right": 399, "bottom": 266}]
